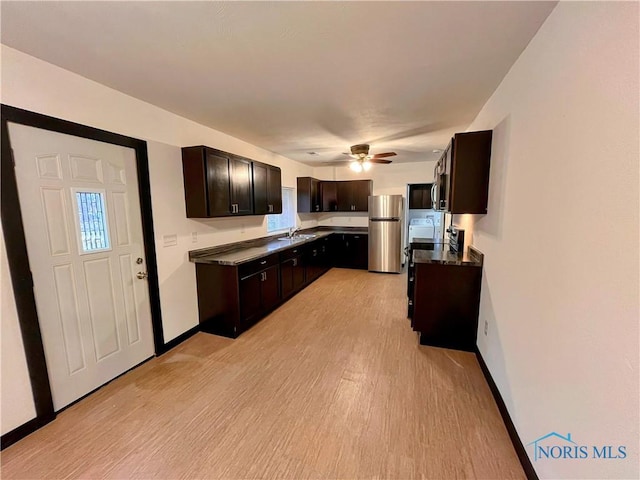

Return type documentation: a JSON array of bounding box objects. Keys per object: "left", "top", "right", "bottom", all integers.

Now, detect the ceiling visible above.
[{"left": 1, "top": 1, "right": 557, "bottom": 166}]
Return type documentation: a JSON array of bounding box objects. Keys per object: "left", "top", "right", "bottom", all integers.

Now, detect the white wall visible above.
[
  {"left": 462, "top": 3, "right": 639, "bottom": 479},
  {"left": 312, "top": 161, "right": 436, "bottom": 226},
  {"left": 0, "top": 224, "right": 37, "bottom": 434},
  {"left": 0, "top": 45, "right": 316, "bottom": 430},
  {"left": 0, "top": 45, "right": 316, "bottom": 344}
]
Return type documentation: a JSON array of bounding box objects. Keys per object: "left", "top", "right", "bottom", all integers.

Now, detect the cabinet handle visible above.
[
  {"left": 293, "top": 259, "right": 297, "bottom": 266},
  {"left": 293, "top": 249, "right": 297, "bottom": 253},
  {"left": 260, "top": 260, "right": 267, "bottom": 265},
  {"left": 263, "top": 272, "right": 267, "bottom": 281}
]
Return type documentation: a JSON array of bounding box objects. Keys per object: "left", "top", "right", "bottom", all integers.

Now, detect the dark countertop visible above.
[
  {"left": 189, "top": 226, "right": 368, "bottom": 266},
  {"left": 413, "top": 245, "right": 483, "bottom": 267}
]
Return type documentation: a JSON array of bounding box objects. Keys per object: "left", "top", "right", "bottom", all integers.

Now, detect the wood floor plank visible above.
[{"left": 1, "top": 268, "right": 524, "bottom": 479}]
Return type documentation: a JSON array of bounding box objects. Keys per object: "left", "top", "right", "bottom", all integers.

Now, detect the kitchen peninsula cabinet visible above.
[
  {"left": 196, "top": 253, "right": 281, "bottom": 337},
  {"left": 411, "top": 248, "right": 483, "bottom": 352},
  {"left": 182, "top": 146, "right": 282, "bottom": 218},
  {"left": 253, "top": 162, "right": 282, "bottom": 214}
]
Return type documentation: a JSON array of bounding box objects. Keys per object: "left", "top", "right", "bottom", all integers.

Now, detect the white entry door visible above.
[{"left": 9, "top": 123, "right": 155, "bottom": 411}]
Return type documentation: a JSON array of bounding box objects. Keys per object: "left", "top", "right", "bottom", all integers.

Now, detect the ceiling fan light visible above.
[
  {"left": 362, "top": 161, "right": 372, "bottom": 171},
  {"left": 350, "top": 161, "right": 363, "bottom": 173}
]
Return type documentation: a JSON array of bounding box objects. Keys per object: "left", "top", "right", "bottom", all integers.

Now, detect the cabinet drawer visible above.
[
  {"left": 238, "top": 253, "right": 279, "bottom": 278},
  {"left": 280, "top": 246, "right": 304, "bottom": 262}
]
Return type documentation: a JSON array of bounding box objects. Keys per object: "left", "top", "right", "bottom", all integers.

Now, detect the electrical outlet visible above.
[
  {"left": 484, "top": 320, "right": 489, "bottom": 336},
  {"left": 191, "top": 232, "right": 197, "bottom": 243}
]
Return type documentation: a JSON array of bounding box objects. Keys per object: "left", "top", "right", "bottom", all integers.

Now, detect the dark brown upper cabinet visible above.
[
  {"left": 434, "top": 130, "right": 492, "bottom": 214},
  {"left": 182, "top": 146, "right": 282, "bottom": 218},
  {"left": 297, "top": 177, "right": 321, "bottom": 213},
  {"left": 297, "top": 178, "right": 372, "bottom": 213},
  {"left": 335, "top": 180, "right": 372, "bottom": 212},
  {"left": 321, "top": 181, "right": 337, "bottom": 212},
  {"left": 253, "top": 162, "right": 282, "bottom": 214},
  {"left": 408, "top": 183, "right": 433, "bottom": 210}
]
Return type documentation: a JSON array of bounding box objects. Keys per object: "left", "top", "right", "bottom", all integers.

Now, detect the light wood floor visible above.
[{"left": 1, "top": 268, "right": 524, "bottom": 479}]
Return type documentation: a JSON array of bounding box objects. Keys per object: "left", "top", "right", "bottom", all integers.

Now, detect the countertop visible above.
[
  {"left": 189, "top": 226, "right": 368, "bottom": 266},
  {"left": 412, "top": 245, "right": 483, "bottom": 267}
]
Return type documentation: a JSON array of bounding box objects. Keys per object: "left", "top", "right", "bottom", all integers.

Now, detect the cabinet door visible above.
[
  {"left": 449, "top": 130, "right": 492, "bottom": 214},
  {"left": 414, "top": 262, "right": 482, "bottom": 352},
  {"left": 267, "top": 166, "right": 282, "bottom": 214},
  {"left": 206, "top": 150, "right": 233, "bottom": 216},
  {"left": 352, "top": 180, "right": 372, "bottom": 211},
  {"left": 261, "top": 264, "right": 280, "bottom": 312},
  {"left": 409, "top": 184, "right": 433, "bottom": 209},
  {"left": 239, "top": 272, "right": 262, "bottom": 326},
  {"left": 230, "top": 156, "right": 253, "bottom": 215},
  {"left": 350, "top": 234, "right": 369, "bottom": 270},
  {"left": 321, "top": 181, "right": 338, "bottom": 212},
  {"left": 282, "top": 254, "right": 306, "bottom": 297},
  {"left": 336, "top": 182, "right": 353, "bottom": 211},
  {"left": 318, "top": 237, "right": 331, "bottom": 273},
  {"left": 252, "top": 162, "right": 269, "bottom": 215},
  {"left": 310, "top": 178, "right": 321, "bottom": 212},
  {"left": 328, "top": 234, "right": 345, "bottom": 268},
  {"left": 280, "top": 258, "right": 295, "bottom": 299}
]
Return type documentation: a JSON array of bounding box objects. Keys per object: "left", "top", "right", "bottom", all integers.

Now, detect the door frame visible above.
[{"left": 1, "top": 105, "right": 165, "bottom": 448}]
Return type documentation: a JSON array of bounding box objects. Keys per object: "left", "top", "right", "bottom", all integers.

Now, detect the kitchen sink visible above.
[{"left": 277, "top": 234, "right": 317, "bottom": 241}]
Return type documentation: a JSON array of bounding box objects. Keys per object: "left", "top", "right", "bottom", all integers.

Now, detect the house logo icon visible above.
[{"left": 527, "top": 432, "right": 577, "bottom": 461}]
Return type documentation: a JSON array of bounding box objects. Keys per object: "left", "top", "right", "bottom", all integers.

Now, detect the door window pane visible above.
[{"left": 74, "top": 190, "right": 111, "bottom": 253}]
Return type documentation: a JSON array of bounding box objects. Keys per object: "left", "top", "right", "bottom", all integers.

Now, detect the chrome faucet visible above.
[{"left": 288, "top": 226, "right": 301, "bottom": 238}]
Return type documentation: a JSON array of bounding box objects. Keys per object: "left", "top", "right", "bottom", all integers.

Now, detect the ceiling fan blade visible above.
[
  {"left": 369, "top": 158, "right": 393, "bottom": 164},
  {"left": 371, "top": 152, "right": 397, "bottom": 159}
]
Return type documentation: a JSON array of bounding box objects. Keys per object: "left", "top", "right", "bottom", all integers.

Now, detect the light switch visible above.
[
  {"left": 192, "top": 232, "right": 198, "bottom": 243},
  {"left": 163, "top": 234, "right": 177, "bottom": 247}
]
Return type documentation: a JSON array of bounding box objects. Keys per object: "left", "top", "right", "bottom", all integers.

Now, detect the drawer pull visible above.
[{"left": 260, "top": 260, "right": 267, "bottom": 265}]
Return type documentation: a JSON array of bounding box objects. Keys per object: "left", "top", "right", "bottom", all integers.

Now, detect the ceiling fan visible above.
[{"left": 339, "top": 144, "right": 397, "bottom": 172}]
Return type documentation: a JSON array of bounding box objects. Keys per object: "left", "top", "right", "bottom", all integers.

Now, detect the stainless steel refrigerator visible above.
[{"left": 368, "top": 195, "right": 404, "bottom": 273}]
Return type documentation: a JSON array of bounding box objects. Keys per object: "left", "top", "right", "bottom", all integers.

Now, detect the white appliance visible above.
[{"left": 408, "top": 218, "right": 434, "bottom": 243}]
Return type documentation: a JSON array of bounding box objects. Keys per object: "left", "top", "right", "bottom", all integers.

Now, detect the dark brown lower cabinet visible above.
[
  {"left": 239, "top": 264, "right": 280, "bottom": 330},
  {"left": 412, "top": 262, "right": 482, "bottom": 352},
  {"left": 196, "top": 253, "right": 281, "bottom": 338},
  {"left": 280, "top": 248, "right": 306, "bottom": 299},
  {"left": 331, "top": 233, "right": 368, "bottom": 270}
]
